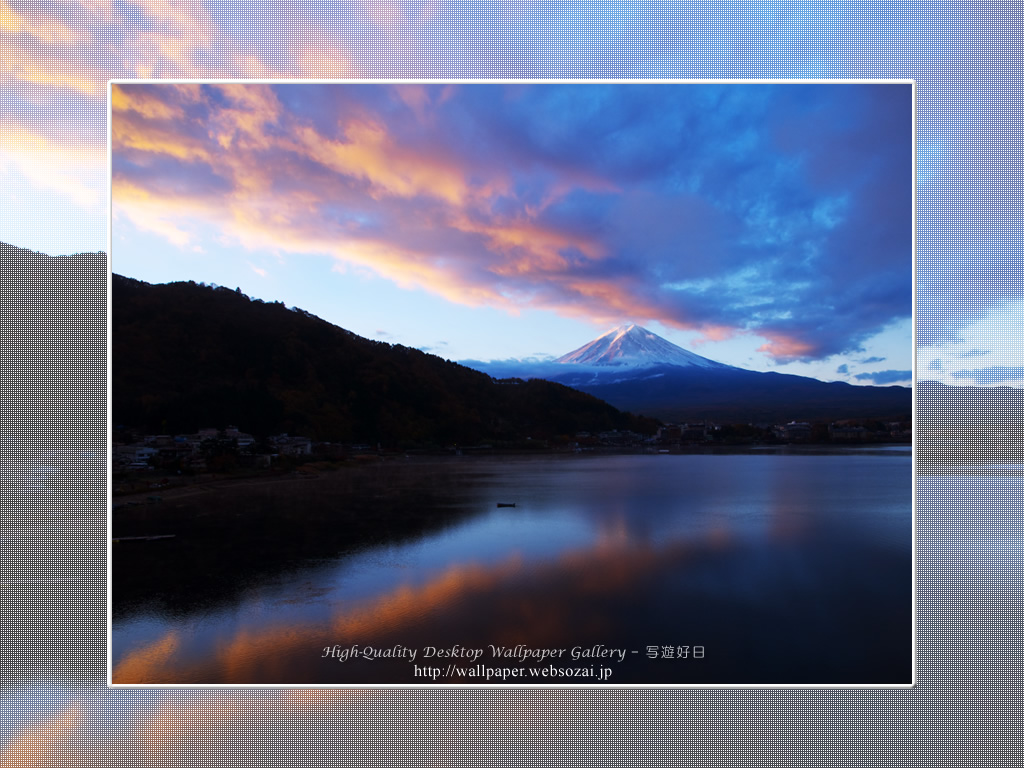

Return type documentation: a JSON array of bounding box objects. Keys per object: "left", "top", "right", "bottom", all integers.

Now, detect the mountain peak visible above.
[
  {"left": 555, "top": 324, "right": 729, "bottom": 369},
  {"left": 607, "top": 322, "right": 640, "bottom": 338}
]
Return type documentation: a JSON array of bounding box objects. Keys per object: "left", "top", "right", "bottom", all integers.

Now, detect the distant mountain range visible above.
[
  {"left": 112, "top": 275, "right": 656, "bottom": 445},
  {"left": 467, "top": 324, "right": 912, "bottom": 424}
]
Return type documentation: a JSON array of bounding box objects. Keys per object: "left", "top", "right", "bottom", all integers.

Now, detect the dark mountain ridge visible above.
[
  {"left": 546, "top": 364, "right": 912, "bottom": 424},
  {"left": 112, "top": 275, "right": 656, "bottom": 445}
]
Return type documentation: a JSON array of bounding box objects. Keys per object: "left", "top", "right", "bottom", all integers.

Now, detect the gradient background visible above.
[{"left": 1, "top": 2, "right": 1015, "bottom": 765}]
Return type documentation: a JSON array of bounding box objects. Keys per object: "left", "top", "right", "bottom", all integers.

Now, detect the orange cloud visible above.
[
  {"left": 1, "top": 125, "right": 106, "bottom": 207},
  {"left": 4, "top": 58, "right": 99, "bottom": 95},
  {"left": 111, "top": 83, "right": 192, "bottom": 122},
  {"left": 0, "top": 0, "right": 19, "bottom": 33},
  {"left": 2, "top": 1, "right": 215, "bottom": 96},
  {"left": 207, "top": 84, "right": 283, "bottom": 151},
  {"left": 323, "top": 240, "right": 508, "bottom": 307},
  {"left": 1, "top": 702, "right": 85, "bottom": 767},
  {"left": 562, "top": 279, "right": 666, "bottom": 323},
  {"left": 292, "top": 120, "right": 475, "bottom": 206},
  {"left": 285, "top": 38, "right": 359, "bottom": 78},
  {"left": 111, "top": 86, "right": 213, "bottom": 165},
  {"left": 3, "top": 8, "right": 369, "bottom": 245},
  {"left": 0, "top": 0, "right": 86, "bottom": 45},
  {"left": 670, "top": 322, "right": 740, "bottom": 345},
  {"left": 114, "top": 121, "right": 212, "bottom": 163},
  {"left": 118, "top": 0, "right": 217, "bottom": 79},
  {"left": 392, "top": 84, "right": 433, "bottom": 123},
  {"left": 452, "top": 215, "right": 605, "bottom": 276},
  {"left": 694, "top": 325, "right": 739, "bottom": 343},
  {"left": 756, "top": 333, "right": 818, "bottom": 361},
  {"left": 111, "top": 178, "right": 214, "bottom": 248}
]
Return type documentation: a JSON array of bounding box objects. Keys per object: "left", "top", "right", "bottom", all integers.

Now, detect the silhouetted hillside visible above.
[{"left": 112, "top": 275, "right": 657, "bottom": 445}]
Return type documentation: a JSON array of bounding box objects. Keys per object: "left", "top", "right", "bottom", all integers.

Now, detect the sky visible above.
[
  {"left": 3, "top": 1, "right": 1023, "bottom": 764},
  {"left": 3, "top": 1, "right": 1019, "bottom": 388},
  {"left": 111, "top": 81, "right": 914, "bottom": 384}
]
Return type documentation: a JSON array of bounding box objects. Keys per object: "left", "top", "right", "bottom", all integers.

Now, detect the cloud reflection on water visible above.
[{"left": 112, "top": 521, "right": 737, "bottom": 684}]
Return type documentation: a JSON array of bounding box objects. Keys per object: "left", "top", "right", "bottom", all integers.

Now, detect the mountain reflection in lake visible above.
[{"left": 111, "top": 452, "right": 911, "bottom": 685}]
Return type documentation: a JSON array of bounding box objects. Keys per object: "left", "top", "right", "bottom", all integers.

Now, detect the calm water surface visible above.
[{"left": 112, "top": 451, "right": 912, "bottom": 685}]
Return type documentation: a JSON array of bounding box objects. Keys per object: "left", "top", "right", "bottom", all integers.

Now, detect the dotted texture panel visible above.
[{"left": 1, "top": 2, "right": 1021, "bottom": 767}]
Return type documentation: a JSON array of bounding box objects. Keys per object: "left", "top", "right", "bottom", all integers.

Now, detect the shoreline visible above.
[{"left": 112, "top": 442, "right": 912, "bottom": 505}]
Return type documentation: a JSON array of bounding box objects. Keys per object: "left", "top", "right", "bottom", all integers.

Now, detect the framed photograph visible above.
[{"left": 108, "top": 81, "right": 913, "bottom": 687}]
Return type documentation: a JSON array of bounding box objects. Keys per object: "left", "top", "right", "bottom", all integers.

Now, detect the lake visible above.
[{"left": 111, "top": 450, "right": 912, "bottom": 686}]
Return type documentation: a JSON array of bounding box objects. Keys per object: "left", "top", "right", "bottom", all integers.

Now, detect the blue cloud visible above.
[
  {"left": 952, "top": 367, "right": 1024, "bottom": 385},
  {"left": 836, "top": 364, "right": 849, "bottom": 374},
  {"left": 854, "top": 370, "right": 912, "bottom": 385}
]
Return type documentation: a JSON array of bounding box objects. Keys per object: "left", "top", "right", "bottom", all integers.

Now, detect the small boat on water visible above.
[{"left": 496, "top": 502, "right": 516, "bottom": 508}]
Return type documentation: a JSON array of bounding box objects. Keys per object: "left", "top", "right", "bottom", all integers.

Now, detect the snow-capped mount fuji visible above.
[{"left": 555, "top": 323, "right": 731, "bottom": 369}]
